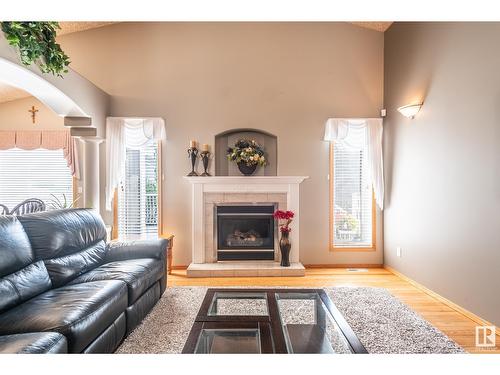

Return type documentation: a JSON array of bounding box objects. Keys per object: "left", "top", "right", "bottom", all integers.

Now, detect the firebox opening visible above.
[{"left": 216, "top": 204, "right": 276, "bottom": 261}]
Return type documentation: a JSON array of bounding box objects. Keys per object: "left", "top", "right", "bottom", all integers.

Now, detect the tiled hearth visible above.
[
  {"left": 186, "top": 261, "right": 306, "bottom": 277},
  {"left": 184, "top": 176, "right": 308, "bottom": 277}
]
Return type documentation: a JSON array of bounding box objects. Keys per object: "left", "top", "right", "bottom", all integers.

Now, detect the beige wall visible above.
[
  {"left": 56, "top": 22, "right": 384, "bottom": 266},
  {"left": 384, "top": 22, "right": 500, "bottom": 326},
  {"left": 0, "top": 96, "right": 64, "bottom": 130}
]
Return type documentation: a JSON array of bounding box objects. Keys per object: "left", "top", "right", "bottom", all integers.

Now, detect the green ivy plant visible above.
[{"left": 1, "top": 22, "right": 70, "bottom": 76}]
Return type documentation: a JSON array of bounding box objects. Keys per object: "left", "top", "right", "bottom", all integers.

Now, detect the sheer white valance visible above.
[
  {"left": 0, "top": 130, "right": 80, "bottom": 179},
  {"left": 105, "top": 117, "right": 165, "bottom": 211},
  {"left": 324, "top": 118, "right": 384, "bottom": 210}
]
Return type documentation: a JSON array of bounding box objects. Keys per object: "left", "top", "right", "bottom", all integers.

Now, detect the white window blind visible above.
[
  {"left": 0, "top": 148, "right": 73, "bottom": 211},
  {"left": 118, "top": 141, "right": 159, "bottom": 241},
  {"left": 331, "top": 128, "right": 373, "bottom": 248}
]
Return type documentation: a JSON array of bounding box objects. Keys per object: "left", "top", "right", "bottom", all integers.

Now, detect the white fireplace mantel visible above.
[
  {"left": 184, "top": 176, "right": 308, "bottom": 276},
  {"left": 184, "top": 176, "right": 307, "bottom": 189}
]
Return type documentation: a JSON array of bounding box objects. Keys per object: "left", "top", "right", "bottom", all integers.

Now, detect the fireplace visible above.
[
  {"left": 216, "top": 204, "right": 276, "bottom": 261},
  {"left": 185, "top": 177, "right": 307, "bottom": 276}
]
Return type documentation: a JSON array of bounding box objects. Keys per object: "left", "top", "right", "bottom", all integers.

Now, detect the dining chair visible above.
[
  {"left": 0, "top": 204, "right": 9, "bottom": 215},
  {"left": 10, "top": 198, "right": 46, "bottom": 215}
]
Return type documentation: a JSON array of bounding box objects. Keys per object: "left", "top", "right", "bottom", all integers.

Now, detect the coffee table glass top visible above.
[
  {"left": 194, "top": 328, "right": 261, "bottom": 354},
  {"left": 207, "top": 291, "right": 269, "bottom": 316},
  {"left": 276, "top": 292, "right": 352, "bottom": 354},
  {"left": 183, "top": 289, "right": 367, "bottom": 354}
]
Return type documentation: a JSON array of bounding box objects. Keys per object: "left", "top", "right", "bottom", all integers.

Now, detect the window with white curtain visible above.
[
  {"left": 330, "top": 127, "right": 374, "bottom": 249},
  {"left": 117, "top": 139, "right": 159, "bottom": 241},
  {"left": 0, "top": 148, "right": 73, "bottom": 211}
]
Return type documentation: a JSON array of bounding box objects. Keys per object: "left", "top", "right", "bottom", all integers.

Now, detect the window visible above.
[
  {"left": 117, "top": 140, "right": 159, "bottom": 241},
  {"left": 0, "top": 148, "right": 73, "bottom": 211},
  {"left": 330, "top": 128, "right": 375, "bottom": 250}
]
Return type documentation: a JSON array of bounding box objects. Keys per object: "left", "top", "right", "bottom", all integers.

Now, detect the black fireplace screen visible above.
[{"left": 216, "top": 205, "right": 275, "bottom": 251}]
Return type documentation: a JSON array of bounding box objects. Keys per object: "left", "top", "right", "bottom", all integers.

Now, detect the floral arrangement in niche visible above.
[
  {"left": 273, "top": 210, "right": 294, "bottom": 233},
  {"left": 226, "top": 139, "right": 267, "bottom": 167}
]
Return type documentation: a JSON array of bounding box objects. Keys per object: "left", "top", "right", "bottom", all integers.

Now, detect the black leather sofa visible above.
[{"left": 0, "top": 208, "right": 168, "bottom": 353}]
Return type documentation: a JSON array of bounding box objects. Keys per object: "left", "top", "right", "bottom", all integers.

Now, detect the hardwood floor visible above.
[{"left": 167, "top": 267, "right": 499, "bottom": 353}]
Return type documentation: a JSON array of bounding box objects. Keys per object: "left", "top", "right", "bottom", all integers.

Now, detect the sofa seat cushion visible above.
[
  {"left": 69, "top": 258, "right": 164, "bottom": 305},
  {"left": 0, "top": 332, "right": 67, "bottom": 354},
  {"left": 0, "top": 280, "right": 127, "bottom": 353}
]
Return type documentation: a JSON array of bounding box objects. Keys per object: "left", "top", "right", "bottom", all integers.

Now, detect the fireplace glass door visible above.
[{"left": 216, "top": 204, "right": 275, "bottom": 261}]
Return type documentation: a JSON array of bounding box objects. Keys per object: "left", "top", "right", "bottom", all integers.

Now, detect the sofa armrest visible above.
[{"left": 105, "top": 238, "right": 169, "bottom": 263}]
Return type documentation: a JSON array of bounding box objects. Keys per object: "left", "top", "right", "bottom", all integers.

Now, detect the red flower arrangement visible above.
[{"left": 273, "top": 210, "right": 294, "bottom": 233}]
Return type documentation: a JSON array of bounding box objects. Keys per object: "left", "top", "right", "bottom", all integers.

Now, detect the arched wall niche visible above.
[{"left": 214, "top": 128, "right": 277, "bottom": 176}]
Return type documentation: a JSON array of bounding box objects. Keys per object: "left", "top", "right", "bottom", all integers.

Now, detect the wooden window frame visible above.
[
  {"left": 72, "top": 176, "right": 78, "bottom": 205},
  {"left": 112, "top": 140, "right": 163, "bottom": 240},
  {"left": 329, "top": 143, "right": 376, "bottom": 252}
]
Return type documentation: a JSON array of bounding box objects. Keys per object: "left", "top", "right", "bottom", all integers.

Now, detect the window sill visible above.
[{"left": 330, "top": 246, "right": 376, "bottom": 252}]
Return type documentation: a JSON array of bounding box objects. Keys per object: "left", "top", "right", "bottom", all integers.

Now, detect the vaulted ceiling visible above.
[
  {"left": 0, "top": 82, "right": 30, "bottom": 102},
  {"left": 0, "top": 21, "right": 392, "bottom": 104},
  {"left": 351, "top": 22, "right": 393, "bottom": 32},
  {"left": 57, "top": 22, "right": 114, "bottom": 35}
]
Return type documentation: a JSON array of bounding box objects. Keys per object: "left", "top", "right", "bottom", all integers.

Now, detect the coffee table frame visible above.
[{"left": 182, "top": 288, "right": 367, "bottom": 354}]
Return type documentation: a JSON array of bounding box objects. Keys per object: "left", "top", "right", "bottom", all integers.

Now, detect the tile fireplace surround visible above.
[{"left": 184, "top": 176, "right": 308, "bottom": 277}]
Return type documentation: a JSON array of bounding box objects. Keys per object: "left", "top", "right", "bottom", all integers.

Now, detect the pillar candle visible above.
[
  {"left": 190, "top": 140, "right": 197, "bottom": 148},
  {"left": 202, "top": 144, "right": 209, "bottom": 152}
]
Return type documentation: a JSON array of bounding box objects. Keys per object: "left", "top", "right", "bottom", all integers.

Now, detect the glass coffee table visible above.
[{"left": 182, "top": 289, "right": 367, "bottom": 354}]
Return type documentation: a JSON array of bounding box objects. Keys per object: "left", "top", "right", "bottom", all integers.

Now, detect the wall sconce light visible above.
[{"left": 397, "top": 103, "right": 422, "bottom": 119}]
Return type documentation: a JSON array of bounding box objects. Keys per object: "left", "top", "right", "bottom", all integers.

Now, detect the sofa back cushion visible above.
[
  {"left": 17, "top": 209, "right": 108, "bottom": 288},
  {"left": 0, "top": 216, "right": 52, "bottom": 313},
  {"left": 0, "top": 216, "right": 33, "bottom": 277},
  {"left": 0, "top": 261, "right": 52, "bottom": 313}
]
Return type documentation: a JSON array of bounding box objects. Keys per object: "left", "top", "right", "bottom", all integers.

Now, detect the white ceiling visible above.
[
  {"left": 0, "top": 21, "right": 392, "bottom": 104},
  {"left": 0, "top": 83, "right": 30, "bottom": 102}
]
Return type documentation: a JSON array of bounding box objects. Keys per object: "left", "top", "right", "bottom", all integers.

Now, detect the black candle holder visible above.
[
  {"left": 187, "top": 147, "right": 199, "bottom": 176},
  {"left": 199, "top": 151, "right": 211, "bottom": 176}
]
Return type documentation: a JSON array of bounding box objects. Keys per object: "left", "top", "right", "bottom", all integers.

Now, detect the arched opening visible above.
[
  {"left": 1, "top": 36, "right": 110, "bottom": 212},
  {"left": 0, "top": 57, "right": 87, "bottom": 118}
]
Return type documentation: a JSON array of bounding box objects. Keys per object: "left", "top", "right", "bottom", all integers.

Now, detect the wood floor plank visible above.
[{"left": 167, "top": 267, "right": 497, "bottom": 353}]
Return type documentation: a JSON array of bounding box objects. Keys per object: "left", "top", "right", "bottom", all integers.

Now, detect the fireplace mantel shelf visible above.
[{"left": 184, "top": 176, "right": 308, "bottom": 184}]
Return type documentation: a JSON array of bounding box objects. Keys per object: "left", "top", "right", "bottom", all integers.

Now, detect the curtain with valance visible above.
[
  {"left": 105, "top": 117, "right": 166, "bottom": 211},
  {"left": 324, "top": 118, "right": 384, "bottom": 210},
  {"left": 0, "top": 130, "right": 80, "bottom": 179}
]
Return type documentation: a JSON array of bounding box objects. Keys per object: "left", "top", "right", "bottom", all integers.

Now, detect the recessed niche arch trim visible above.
[{"left": 215, "top": 128, "right": 277, "bottom": 176}]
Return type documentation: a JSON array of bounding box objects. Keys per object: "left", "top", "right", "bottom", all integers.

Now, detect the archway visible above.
[
  {"left": 0, "top": 35, "right": 110, "bottom": 211},
  {"left": 0, "top": 57, "right": 88, "bottom": 118}
]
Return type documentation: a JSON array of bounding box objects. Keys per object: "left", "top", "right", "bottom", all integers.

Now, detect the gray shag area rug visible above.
[{"left": 116, "top": 286, "right": 464, "bottom": 354}]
